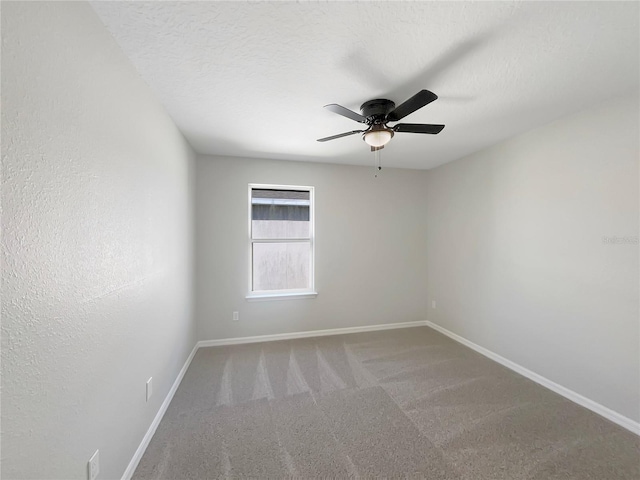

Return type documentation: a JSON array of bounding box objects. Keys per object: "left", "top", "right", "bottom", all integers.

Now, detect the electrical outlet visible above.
[
  {"left": 88, "top": 450, "right": 99, "bottom": 480},
  {"left": 431, "top": 300, "right": 436, "bottom": 309},
  {"left": 232, "top": 311, "right": 239, "bottom": 321},
  {"left": 146, "top": 377, "right": 152, "bottom": 402}
]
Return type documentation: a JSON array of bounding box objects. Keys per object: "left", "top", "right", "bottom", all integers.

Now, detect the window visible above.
[{"left": 247, "top": 184, "right": 316, "bottom": 299}]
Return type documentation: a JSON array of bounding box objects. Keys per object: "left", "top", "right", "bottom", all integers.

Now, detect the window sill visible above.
[{"left": 246, "top": 291, "right": 318, "bottom": 302}]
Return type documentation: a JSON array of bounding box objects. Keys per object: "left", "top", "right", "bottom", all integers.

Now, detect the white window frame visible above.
[{"left": 246, "top": 183, "right": 317, "bottom": 301}]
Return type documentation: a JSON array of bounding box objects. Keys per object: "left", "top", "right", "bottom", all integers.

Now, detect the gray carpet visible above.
[{"left": 133, "top": 327, "right": 640, "bottom": 479}]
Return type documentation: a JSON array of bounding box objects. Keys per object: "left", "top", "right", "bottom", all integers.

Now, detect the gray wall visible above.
[
  {"left": 1, "top": 2, "right": 196, "bottom": 478},
  {"left": 426, "top": 92, "right": 640, "bottom": 422},
  {"left": 195, "top": 156, "right": 429, "bottom": 340}
]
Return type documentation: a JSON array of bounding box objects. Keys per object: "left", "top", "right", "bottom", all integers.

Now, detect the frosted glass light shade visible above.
[{"left": 363, "top": 128, "right": 393, "bottom": 147}]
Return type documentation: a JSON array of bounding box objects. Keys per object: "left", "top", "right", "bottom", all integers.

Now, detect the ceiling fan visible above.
[{"left": 317, "top": 89, "right": 445, "bottom": 151}]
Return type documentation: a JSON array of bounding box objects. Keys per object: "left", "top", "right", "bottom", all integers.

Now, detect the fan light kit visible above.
[
  {"left": 363, "top": 125, "right": 394, "bottom": 148},
  {"left": 317, "top": 90, "right": 445, "bottom": 153}
]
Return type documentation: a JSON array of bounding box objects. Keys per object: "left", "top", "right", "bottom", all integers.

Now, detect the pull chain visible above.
[{"left": 374, "top": 149, "right": 382, "bottom": 177}]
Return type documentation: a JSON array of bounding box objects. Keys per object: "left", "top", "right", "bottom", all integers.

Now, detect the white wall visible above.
[
  {"left": 1, "top": 2, "right": 196, "bottom": 478},
  {"left": 426, "top": 92, "right": 640, "bottom": 423},
  {"left": 196, "top": 156, "right": 429, "bottom": 340}
]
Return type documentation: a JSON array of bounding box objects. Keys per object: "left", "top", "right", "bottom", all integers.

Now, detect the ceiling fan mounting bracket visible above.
[{"left": 360, "top": 99, "right": 396, "bottom": 123}]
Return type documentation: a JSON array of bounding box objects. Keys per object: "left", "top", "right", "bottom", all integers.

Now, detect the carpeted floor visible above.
[{"left": 133, "top": 326, "right": 639, "bottom": 479}]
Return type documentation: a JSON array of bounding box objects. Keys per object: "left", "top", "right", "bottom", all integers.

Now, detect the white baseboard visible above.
[
  {"left": 425, "top": 321, "right": 640, "bottom": 436},
  {"left": 198, "top": 320, "right": 429, "bottom": 348},
  {"left": 121, "top": 343, "right": 199, "bottom": 480}
]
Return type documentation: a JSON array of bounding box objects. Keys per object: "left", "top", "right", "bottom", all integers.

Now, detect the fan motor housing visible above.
[{"left": 360, "top": 99, "right": 395, "bottom": 122}]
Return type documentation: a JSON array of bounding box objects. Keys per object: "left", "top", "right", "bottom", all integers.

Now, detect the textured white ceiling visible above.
[{"left": 90, "top": 1, "right": 639, "bottom": 169}]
